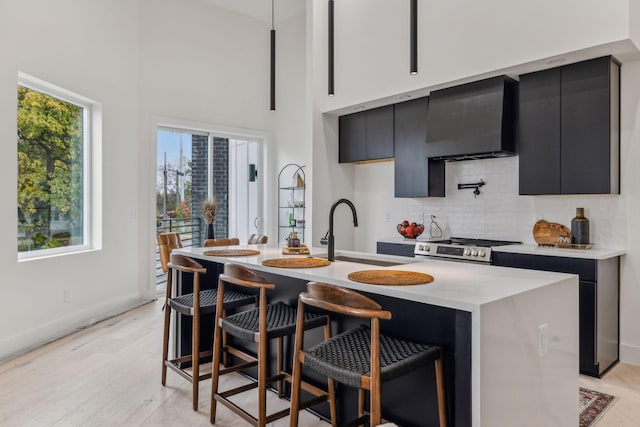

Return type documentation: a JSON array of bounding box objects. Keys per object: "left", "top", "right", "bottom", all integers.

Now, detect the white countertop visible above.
[
  {"left": 174, "top": 245, "right": 577, "bottom": 313},
  {"left": 378, "top": 237, "right": 625, "bottom": 259},
  {"left": 493, "top": 243, "right": 625, "bottom": 260}
]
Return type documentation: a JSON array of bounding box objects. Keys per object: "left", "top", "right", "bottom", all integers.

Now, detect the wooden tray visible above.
[
  {"left": 348, "top": 270, "right": 434, "bottom": 286},
  {"left": 203, "top": 249, "right": 261, "bottom": 257},
  {"left": 262, "top": 257, "right": 331, "bottom": 268},
  {"left": 554, "top": 243, "right": 593, "bottom": 250},
  {"left": 533, "top": 219, "right": 572, "bottom": 246},
  {"left": 282, "top": 244, "right": 310, "bottom": 255}
]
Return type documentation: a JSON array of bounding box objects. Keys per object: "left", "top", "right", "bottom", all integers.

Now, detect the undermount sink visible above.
[{"left": 312, "top": 254, "right": 413, "bottom": 267}]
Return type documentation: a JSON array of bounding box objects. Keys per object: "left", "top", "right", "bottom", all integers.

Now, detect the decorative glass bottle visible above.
[{"left": 571, "top": 208, "right": 590, "bottom": 245}]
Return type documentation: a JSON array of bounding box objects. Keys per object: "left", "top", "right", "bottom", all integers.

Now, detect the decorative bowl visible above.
[{"left": 397, "top": 222, "right": 425, "bottom": 239}]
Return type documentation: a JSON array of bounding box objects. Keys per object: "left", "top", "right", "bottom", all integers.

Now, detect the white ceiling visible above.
[{"left": 201, "top": 0, "right": 306, "bottom": 25}]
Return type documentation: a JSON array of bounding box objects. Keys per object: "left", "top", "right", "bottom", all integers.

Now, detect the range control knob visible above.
[
  {"left": 479, "top": 250, "right": 486, "bottom": 258},
  {"left": 471, "top": 249, "right": 478, "bottom": 256},
  {"left": 424, "top": 245, "right": 431, "bottom": 252},
  {"left": 463, "top": 248, "right": 471, "bottom": 256}
]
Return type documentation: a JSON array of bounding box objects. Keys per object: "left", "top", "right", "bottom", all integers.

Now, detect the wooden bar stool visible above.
[
  {"left": 289, "top": 282, "right": 447, "bottom": 427},
  {"left": 210, "top": 264, "right": 332, "bottom": 426},
  {"left": 161, "top": 254, "right": 256, "bottom": 411},
  {"left": 204, "top": 237, "right": 240, "bottom": 247},
  {"left": 248, "top": 234, "right": 268, "bottom": 244}
]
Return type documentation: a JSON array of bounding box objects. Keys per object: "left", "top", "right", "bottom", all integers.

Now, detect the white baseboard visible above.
[
  {"left": 620, "top": 342, "right": 640, "bottom": 366},
  {"left": 0, "top": 293, "right": 153, "bottom": 362}
]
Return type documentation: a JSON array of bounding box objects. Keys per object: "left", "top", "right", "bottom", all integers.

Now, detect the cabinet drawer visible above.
[
  {"left": 376, "top": 242, "right": 416, "bottom": 258},
  {"left": 492, "top": 252, "right": 596, "bottom": 282}
]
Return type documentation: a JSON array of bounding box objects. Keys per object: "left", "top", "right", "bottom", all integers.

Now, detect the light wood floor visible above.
[{"left": 1, "top": 298, "right": 639, "bottom": 426}]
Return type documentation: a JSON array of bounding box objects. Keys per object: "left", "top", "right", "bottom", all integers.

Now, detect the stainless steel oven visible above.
[{"left": 414, "top": 237, "right": 521, "bottom": 263}]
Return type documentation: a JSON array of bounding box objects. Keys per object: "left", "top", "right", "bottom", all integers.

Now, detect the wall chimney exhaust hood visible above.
[{"left": 426, "top": 75, "right": 518, "bottom": 161}]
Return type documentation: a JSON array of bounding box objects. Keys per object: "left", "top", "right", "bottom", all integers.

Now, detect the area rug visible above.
[{"left": 580, "top": 387, "right": 616, "bottom": 427}]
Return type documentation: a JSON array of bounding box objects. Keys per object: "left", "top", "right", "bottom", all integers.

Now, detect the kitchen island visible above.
[{"left": 174, "top": 245, "right": 578, "bottom": 427}]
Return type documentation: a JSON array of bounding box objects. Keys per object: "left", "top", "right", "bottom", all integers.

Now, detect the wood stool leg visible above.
[
  {"left": 192, "top": 311, "right": 200, "bottom": 411},
  {"left": 210, "top": 302, "right": 225, "bottom": 423},
  {"left": 358, "top": 389, "right": 366, "bottom": 426},
  {"left": 435, "top": 356, "right": 447, "bottom": 427},
  {"left": 222, "top": 309, "right": 228, "bottom": 367},
  {"left": 277, "top": 336, "right": 284, "bottom": 398},
  {"left": 324, "top": 319, "right": 338, "bottom": 427},
  {"left": 161, "top": 300, "right": 171, "bottom": 385}
]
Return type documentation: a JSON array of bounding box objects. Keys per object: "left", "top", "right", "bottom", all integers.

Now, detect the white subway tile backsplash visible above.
[{"left": 354, "top": 156, "right": 626, "bottom": 251}]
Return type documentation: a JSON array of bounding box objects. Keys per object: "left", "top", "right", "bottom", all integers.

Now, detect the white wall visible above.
[
  {"left": 0, "top": 0, "right": 143, "bottom": 360},
  {"left": 310, "top": 0, "right": 640, "bottom": 365},
  {"left": 315, "top": 0, "right": 635, "bottom": 113},
  {"left": 271, "top": 8, "right": 313, "bottom": 245},
  {"left": 138, "top": 0, "right": 274, "bottom": 275},
  {"left": 619, "top": 61, "right": 640, "bottom": 364}
]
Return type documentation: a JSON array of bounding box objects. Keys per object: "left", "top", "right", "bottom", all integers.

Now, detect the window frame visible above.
[{"left": 17, "top": 72, "right": 98, "bottom": 261}]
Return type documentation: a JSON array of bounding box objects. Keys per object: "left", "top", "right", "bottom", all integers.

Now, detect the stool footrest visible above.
[{"left": 213, "top": 392, "right": 292, "bottom": 426}]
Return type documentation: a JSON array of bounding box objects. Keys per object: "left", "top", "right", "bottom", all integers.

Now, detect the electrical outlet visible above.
[
  {"left": 384, "top": 211, "right": 391, "bottom": 223},
  {"left": 538, "top": 323, "right": 548, "bottom": 357},
  {"left": 64, "top": 289, "right": 71, "bottom": 303}
]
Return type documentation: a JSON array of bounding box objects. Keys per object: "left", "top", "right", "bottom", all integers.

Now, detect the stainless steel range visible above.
[{"left": 414, "top": 237, "right": 521, "bottom": 263}]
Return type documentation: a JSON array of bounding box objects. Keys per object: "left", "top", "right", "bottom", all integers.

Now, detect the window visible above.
[{"left": 17, "top": 73, "right": 97, "bottom": 259}]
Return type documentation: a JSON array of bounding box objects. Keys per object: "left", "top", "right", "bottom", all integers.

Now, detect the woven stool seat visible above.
[
  {"left": 305, "top": 325, "right": 440, "bottom": 388},
  {"left": 221, "top": 301, "right": 327, "bottom": 341},
  {"left": 289, "top": 282, "right": 447, "bottom": 427},
  {"left": 169, "top": 288, "right": 255, "bottom": 316},
  {"left": 210, "top": 264, "right": 331, "bottom": 427},
  {"left": 159, "top": 249, "right": 256, "bottom": 412}
]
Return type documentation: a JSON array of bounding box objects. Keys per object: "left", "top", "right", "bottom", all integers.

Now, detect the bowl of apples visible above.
[{"left": 397, "top": 220, "right": 425, "bottom": 239}]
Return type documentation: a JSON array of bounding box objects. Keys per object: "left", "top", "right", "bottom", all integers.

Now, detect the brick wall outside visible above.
[{"left": 191, "top": 136, "right": 229, "bottom": 244}]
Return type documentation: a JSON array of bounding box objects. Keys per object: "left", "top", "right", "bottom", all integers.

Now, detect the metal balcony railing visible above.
[{"left": 155, "top": 217, "right": 202, "bottom": 290}]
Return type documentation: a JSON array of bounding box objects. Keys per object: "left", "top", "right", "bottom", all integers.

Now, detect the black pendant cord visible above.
[
  {"left": 410, "top": 0, "right": 417, "bottom": 74},
  {"left": 328, "top": 0, "right": 334, "bottom": 96},
  {"left": 270, "top": 0, "right": 276, "bottom": 111}
]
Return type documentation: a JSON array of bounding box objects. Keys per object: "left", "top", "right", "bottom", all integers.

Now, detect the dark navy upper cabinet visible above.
[
  {"left": 366, "top": 105, "right": 394, "bottom": 160},
  {"left": 339, "top": 111, "right": 366, "bottom": 163},
  {"left": 519, "top": 56, "right": 620, "bottom": 195},
  {"left": 518, "top": 68, "right": 561, "bottom": 195},
  {"left": 394, "top": 96, "right": 445, "bottom": 197},
  {"left": 339, "top": 105, "right": 394, "bottom": 163}
]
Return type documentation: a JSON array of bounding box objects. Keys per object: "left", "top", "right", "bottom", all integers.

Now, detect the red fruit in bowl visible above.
[
  {"left": 402, "top": 220, "right": 410, "bottom": 227},
  {"left": 411, "top": 222, "right": 417, "bottom": 227}
]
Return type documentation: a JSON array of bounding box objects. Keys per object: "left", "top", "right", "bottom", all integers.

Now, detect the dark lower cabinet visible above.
[
  {"left": 179, "top": 259, "right": 471, "bottom": 427},
  {"left": 394, "top": 96, "right": 445, "bottom": 197},
  {"left": 492, "top": 252, "right": 619, "bottom": 377},
  {"left": 376, "top": 241, "right": 416, "bottom": 257},
  {"left": 518, "top": 55, "right": 620, "bottom": 195}
]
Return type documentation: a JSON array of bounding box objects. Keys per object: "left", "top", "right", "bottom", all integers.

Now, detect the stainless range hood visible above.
[{"left": 426, "top": 75, "right": 518, "bottom": 161}]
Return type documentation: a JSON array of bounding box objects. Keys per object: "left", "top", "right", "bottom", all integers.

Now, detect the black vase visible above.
[
  {"left": 571, "top": 208, "right": 589, "bottom": 245},
  {"left": 206, "top": 223, "right": 215, "bottom": 240}
]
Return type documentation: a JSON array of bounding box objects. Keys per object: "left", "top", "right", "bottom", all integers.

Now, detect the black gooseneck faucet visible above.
[{"left": 327, "top": 198, "right": 358, "bottom": 262}]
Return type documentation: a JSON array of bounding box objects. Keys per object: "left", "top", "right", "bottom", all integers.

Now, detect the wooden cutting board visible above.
[
  {"left": 348, "top": 270, "right": 434, "bottom": 286},
  {"left": 203, "top": 249, "right": 261, "bottom": 257},
  {"left": 533, "top": 220, "right": 572, "bottom": 246},
  {"left": 262, "top": 257, "right": 331, "bottom": 268}
]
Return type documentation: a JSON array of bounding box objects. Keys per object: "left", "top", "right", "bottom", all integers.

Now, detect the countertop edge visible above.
[
  {"left": 492, "top": 244, "right": 625, "bottom": 260},
  {"left": 174, "top": 246, "right": 578, "bottom": 313},
  {"left": 377, "top": 239, "right": 625, "bottom": 259}
]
